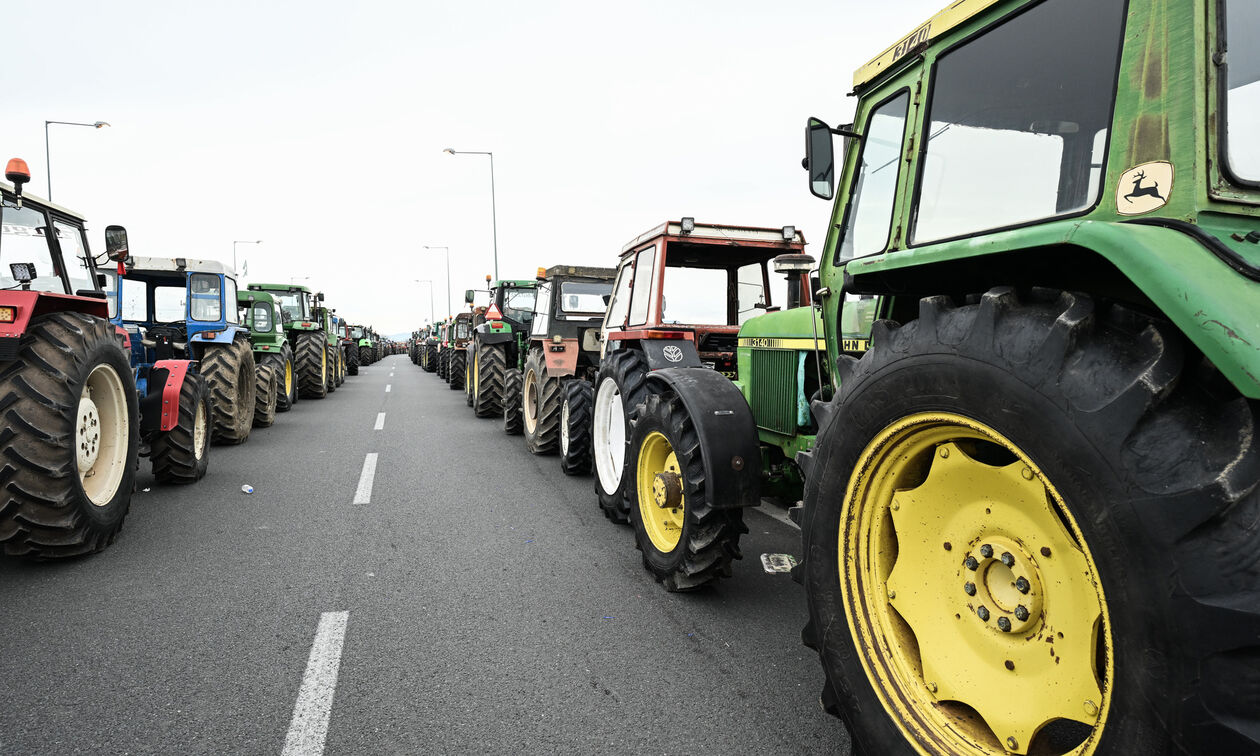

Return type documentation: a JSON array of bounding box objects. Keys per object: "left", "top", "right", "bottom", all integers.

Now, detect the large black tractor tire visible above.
[
  {"left": 324, "top": 343, "right": 338, "bottom": 393},
  {"left": 347, "top": 345, "right": 360, "bottom": 376},
  {"left": 472, "top": 341, "right": 506, "bottom": 418},
  {"left": 359, "top": 346, "right": 372, "bottom": 366},
  {"left": 796, "top": 288, "right": 1260, "bottom": 756},
  {"left": 523, "top": 347, "right": 561, "bottom": 455},
  {"left": 262, "top": 346, "right": 297, "bottom": 413},
  {"left": 592, "top": 349, "right": 650, "bottom": 524},
  {"left": 560, "top": 379, "right": 594, "bottom": 476},
  {"left": 449, "top": 350, "right": 466, "bottom": 390},
  {"left": 296, "top": 332, "right": 329, "bottom": 400},
  {"left": 465, "top": 348, "right": 475, "bottom": 406},
  {"left": 423, "top": 344, "right": 438, "bottom": 373},
  {"left": 0, "top": 312, "right": 139, "bottom": 558},
  {"left": 253, "top": 363, "right": 279, "bottom": 427},
  {"left": 201, "top": 337, "right": 257, "bottom": 445},
  {"left": 152, "top": 372, "right": 212, "bottom": 484},
  {"left": 503, "top": 368, "right": 524, "bottom": 435},
  {"left": 627, "top": 391, "right": 745, "bottom": 591}
]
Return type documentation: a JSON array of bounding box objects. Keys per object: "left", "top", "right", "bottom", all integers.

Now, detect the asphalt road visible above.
[{"left": 0, "top": 355, "right": 852, "bottom": 756}]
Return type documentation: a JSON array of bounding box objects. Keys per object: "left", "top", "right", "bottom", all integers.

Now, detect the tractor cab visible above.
[
  {"left": 246, "top": 283, "right": 322, "bottom": 336},
  {"left": 601, "top": 219, "right": 807, "bottom": 377},
  {"left": 530, "top": 265, "right": 616, "bottom": 382},
  {"left": 237, "top": 289, "right": 287, "bottom": 360}
]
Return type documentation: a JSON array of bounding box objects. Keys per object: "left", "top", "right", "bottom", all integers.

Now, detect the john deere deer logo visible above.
[
  {"left": 1116, "top": 161, "right": 1173, "bottom": 216},
  {"left": 1124, "top": 171, "right": 1165, "bottom": 204}
]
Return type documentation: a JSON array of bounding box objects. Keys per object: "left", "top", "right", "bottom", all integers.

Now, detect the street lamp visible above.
[
  {"left": 44, "top": 119, "right": 110, "bottom": 201},
  {"left": 423, "top": 245, "right": 451, "bottom": 316},
  {"left": 233, "top": 240, "right": 262, "bottom": 277},
  {"left": 413, "top": 279, "right": 436, "bottom": 323},
  {"left": 442, "top": 148, "right": 498, "bottom": 281}
]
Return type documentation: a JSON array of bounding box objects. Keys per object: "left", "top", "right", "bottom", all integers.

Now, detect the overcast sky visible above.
[{"left": 5, "top": 0, "right": 944, "bottom": 335}]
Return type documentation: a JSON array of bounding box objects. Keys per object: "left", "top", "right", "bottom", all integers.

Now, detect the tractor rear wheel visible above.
[
  {"left": 152, "top": 372, "right": 212, "bottom": 484},
  {"left": 296, "top": 332, "right": 329, "bottom": 399},
  {"left": 201, "top": 337, "right": 256, "bottom": 445},
  {"left": 473, "top": 341, "right": 506, "bottom": 418},
  {"left": 347, "top": 344, "right": 359, "bottom": 376},
  {"left": 0, "top": 312, "right": 139, "bottom": 557},
  {"left": 560, "top": 379, "right": 594, "bottom": 476},
  {"left": 423, "top": 344, "right": 437, "bottom": 373},
  {"left": 797, "top": 288, "right": 1260, "bottom": 756},
  {"left": 628, "top": 391, "right": 745, "bottom": 591},
  {"left": 593, "top": 348, "right": 649, "bottom": 524},
  {"left": 253, "top": 363, "right": 279, "bottom": 427},
  {"left": 449, "top": 350, "right": 466, "bottom": 390},
  {"left": 324, "top": 343, "right": 338, "bottom": 393},
  {"left": 359, "top": 346, "right": 372, "bottom": 366},
  {"left": 465, "top": 348, "right": 475, "bottom": 406},
  {"left": 503, "top": 368, "right": 524, "bottom": 435},
  {"left": 263, "top": 347, "right": 297, "bottom": 412},
  {"left": 523, "top": 347, "right": 561, "bottom": 455}
]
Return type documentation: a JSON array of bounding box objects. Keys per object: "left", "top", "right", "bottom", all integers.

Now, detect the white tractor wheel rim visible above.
[
  {"left": 593, "top": 377, "right": 625, "bottom": 493},
  {"left": 193, "top": 400, "right": 208, "bottom": 459},
  {"left": 78, "top": 363, "right": 129, "bottom": 506}
]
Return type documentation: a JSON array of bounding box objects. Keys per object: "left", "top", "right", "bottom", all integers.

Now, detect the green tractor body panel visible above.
[
  {"left": 734, "top": 305, "right": 827, "bottom": 461},
  {"left": 475, "top": 279, "right": 539, "bottom": 370},
  {"left": 237, "top": 290, "right": 289, "bottom": 360},
  {"left": 815, "top": 0, "right": 1260, "bottom": 398},
  {"left": 246, "top": 283, "right": 323, "bottom": 335}
]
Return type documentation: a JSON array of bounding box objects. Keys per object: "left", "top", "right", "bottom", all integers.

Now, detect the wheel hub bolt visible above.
[
  {"left": 1015, "top": 605, "right": 1030, "bottom": 621},
  {"left": 963, "top": 582, "right": 976, "bottom": 596},
  {"left": 1015, "top": 577, "right": 1030, "bottom": 594},
  {"left": 976, "top": 606, "right": 990, "bottom": 621},
  {"left": 997, "top": 617, "right": 1011, "bottom": 632},
  {"left": 965, "top": 556, "right": 979, "bottom": 571},
  {"left": 1000, "top": 551, "right": 1015, "bottom": 567},
  {"left": 1007, "top": 737, "right": 1019, "bottom": 750},
  {"left": 979, "top": 543, "right": 993, "bottom": 558}
]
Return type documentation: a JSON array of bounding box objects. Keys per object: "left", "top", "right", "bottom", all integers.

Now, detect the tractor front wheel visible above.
[
  {"left": 473, "top": 341, "right": 506, "bottom": 418},
  {"left": 152, "top": 372, "right": 212, "bottom": 484},
  {"left": 0, "top": 312, "right": 139, "bottom": 557},
  {"left": 296, "top": 332, "right": 329, "bottom": 399},
  {"left": 202, "top": 337, "right": 257, "bottom": 444},
  {"left": 560, "top": 379, "right": 594, "bottom": 475},
  {"left": 359, "top": 346, "right": 372, "bottom": 366},
  {"left": 449, "top": 350, "right": 466, "bottom": 390},
  {"left": 503, "top": 368, "right": 524, "bottom": 435},
  {"left": 798, "top": 288, "right": 1260, "bottom": 756},
  {"left": 253, "top": 362, "right": 279, "bottom": 427},
  {"left": 523, "top": 347, "right": 561, "bottom": 455},
  {"left": 324, "top": 343, "right": 338, "bottom": 393},
  {"left": 347, "top": 344, "right": 360, "bottom": 376},
  {"left": 263, "top": 347, "right": 297, "bottom": 412}
]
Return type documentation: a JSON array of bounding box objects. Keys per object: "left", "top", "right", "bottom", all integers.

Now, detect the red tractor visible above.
[{"left": 0, "top": 159, "right": 206, "bottom": 557}]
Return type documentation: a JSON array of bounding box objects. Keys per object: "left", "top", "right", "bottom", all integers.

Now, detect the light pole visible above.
[
  {"left": 44, "top": 119, "right": 109, "bottom": 201},
  {"left": 442, "top": 148, "right": 498, "bottom": 281},
  {"left": 423, "top": 245, "right": 451, "bottom": 316},
  {"left": 414, "top": 279, "right": 436, "bottom": 323},
  {"left": 233, "top": 240, "right": 262, "bottom": 277}
]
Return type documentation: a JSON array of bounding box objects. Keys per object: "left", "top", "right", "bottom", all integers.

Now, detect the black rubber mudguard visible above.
[
  {"left": 641, "top": 339, "right": 702, "bottom": 370},
  {"left": 645, "top": 367, "right": 761, "bottom": 509},
  {"left": 475, "top": 327, "right": 514, "bottom": 346}
]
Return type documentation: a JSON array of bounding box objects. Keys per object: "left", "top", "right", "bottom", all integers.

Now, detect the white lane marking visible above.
[
  {"left": 281, "top": 611, "right": 349, "bottom": 756},
  {"left": 385, "top": 384, "right": 392, "bottom": 393},
  {"left": 353, "top": 453, "right": 378, "bottom": 504},
  {"left": 374, "top": 413, "right": 385, "bottom": 431},
  {"left": 752, "top": 501, "right": 799, "bottom": 530}
]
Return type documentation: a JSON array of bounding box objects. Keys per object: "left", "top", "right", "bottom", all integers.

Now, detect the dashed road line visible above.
[
  {"left": 374, "top": 412, "right": 386, "bottom": 431},
  {"left": 353, "top": 453, "right": 378, "bottom": 504},
  {"left": 281, "top": 611, "right": 349, "bottom": 756},
  {"left": 385, "top": 384, "right": 392, "bottom": 393}
]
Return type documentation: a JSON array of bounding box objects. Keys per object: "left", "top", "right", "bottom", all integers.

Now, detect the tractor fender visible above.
[
  {"left": 476, "top": 328, "right": 514, "bottom": 346},
  {"left": 188, "top": 329, "right": 239, "bottom": 345},
  {"left": 141, "top": 359, "right": 194, "bottom": 433},
  {"left": 644, "top": 367, "right": 761, "bottom": 509},
  {"left": 640, "top": 339, "right": 702, "bottom": 371}
]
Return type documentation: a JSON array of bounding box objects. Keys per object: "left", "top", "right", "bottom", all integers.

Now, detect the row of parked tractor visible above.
[
  {"left": 0, "top": 159, "right": 389, "bottom": 557},
  {"left": 408, "top": 223, "right": 823, "bottom": 591}
]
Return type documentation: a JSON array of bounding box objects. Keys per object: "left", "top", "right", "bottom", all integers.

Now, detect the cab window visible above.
[
  {"left": 838, "top": 91, "right": 910, "bottom": 261},
  {"left": 54, "top": 221, "right": 95, "bottom": 293},
  {"left": 531, "top": 283, "right": 552, "bottom": 337},
  {"left": 252, "top": 302, "right": 272, "bottom": 332},
  {"left": 627, "top": 245, "right": 656, "bottom": 326},
  {"left": 603, "top": 260, "right": 633, "bottom": 331},
  {"left": 736, "top": 262, "right": 768, "bottom": 323},
  {"left": 0, "top": 205, "right": 63, "bottom": 293},
  {"left": 189, "top": 274, "right": 222, "bottom": 322},
  {"left": 225, "top": 278, "right": 239, "bottom": 324},
  {"left": 154, "top": 286, "right": 185, "bottom": 321}
]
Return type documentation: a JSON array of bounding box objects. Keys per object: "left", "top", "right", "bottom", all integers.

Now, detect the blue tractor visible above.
[{"left": 102, "top": 230, "right": 257, "bottom": 447}]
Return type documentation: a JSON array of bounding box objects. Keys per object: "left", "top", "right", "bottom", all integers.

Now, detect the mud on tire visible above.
[
  {"left": 152, "top": 371, "right": 212, "bottom": 484},
  {"left": 0, "top": 312, "right": 139, "bottom": 558},
  {"left": 560, "top": 379, "right": 594, "bottom": 476},
  {"left": 796, "top": 287, "right": 1260, "bottom": 756},
  {"left": 201, "top": 337, "right": 257, "bottom": 445},
  {"left": 296, "top": 331, "right": 329, "bottom": 399}
]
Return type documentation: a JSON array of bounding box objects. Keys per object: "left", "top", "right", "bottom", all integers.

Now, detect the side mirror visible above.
[
  {"left": 105, "top": 225, "right": 129, "bottom": 261},
  {"left": 804, "top": 117, "right": 836, "bottom": 201},
  {"left": 810, "top": 273, "right": 822, "bottom": 300},
  {"left": 316, "top": 291, "right": 325, "bottom": 302},
  {"left": 464, "top": 289, "right": 475, "bottom": 304},
  {"left": 96, "top": 273, "right": 108, "bottom": 289}
]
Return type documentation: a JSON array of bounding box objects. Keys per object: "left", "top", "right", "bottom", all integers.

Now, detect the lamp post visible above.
[
  {"left": 413, "top": 279, "right": 436, "bottom": 323},
  {"left": 442, "top": 148, "right": 498, "bottom": 281},
  {"left": 423, "top": 245, "right": 451, "bottom": 316},
  {"left": 44, "top": 119, "right": 110, "bottom": 202},
  {"left": 233, "top": 240, "right": 262, "bottom": 277}
]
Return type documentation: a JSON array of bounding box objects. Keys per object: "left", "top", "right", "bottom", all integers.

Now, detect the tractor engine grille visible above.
[{"left": 749, "top": 348, "right": 798, "bottom": 436}]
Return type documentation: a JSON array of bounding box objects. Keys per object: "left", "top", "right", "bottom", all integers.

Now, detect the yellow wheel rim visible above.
[
  {"left": 284, "top": 360, "right": 293, "bottom": 395},
  {"left": 473, "top": 353, "right": 480, "bottom": 398},
  {"left": 635, "top": 430, "right": 684, "bottom": 553},
  {"left": 842, "top": 413, "right": 1111, "bottom": 755}
]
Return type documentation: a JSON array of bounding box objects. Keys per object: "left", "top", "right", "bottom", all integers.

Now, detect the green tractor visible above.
[
  {"left": 442, "top": 312, "right": 474, "bottom": 391},
  {"left": 418, "top": 323, "right": 439, "bottom": 372},
  {"left": 314, "top": 303, "right": 343, "bottom": 391},
  {"left": 463, "top": 278, "right": 539, "bottom": 423},
  {"left": 238, "top": 289, "right": 296, "bottom": 421},
  {"left": 356, "top": 326, "right": 376, "bottom": 366},
  {"left": 246, "top": 283, "right": 331, "bottom": 399}
]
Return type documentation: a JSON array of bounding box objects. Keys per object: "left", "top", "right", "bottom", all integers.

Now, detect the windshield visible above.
[
  {"left": 0, "top": 204, "right": 66, "bottom": 294},
  {"left": 351, "top": 326, "right": 364, "bottom": 338},
  {"left": 503, "top": 288, "right": 536, "bottom": 322},
  {"left": 273, "top": 291, "right": 307, "bottom": 322},
  {"left": 559, "top": 281, "right": 612, "bottom": 317},
  {"left": 661, "top": 265, "right": 729, "bottom": 325},
  {"left": 1225, "top": 0, "right": 1260, "bottom": 182}
]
